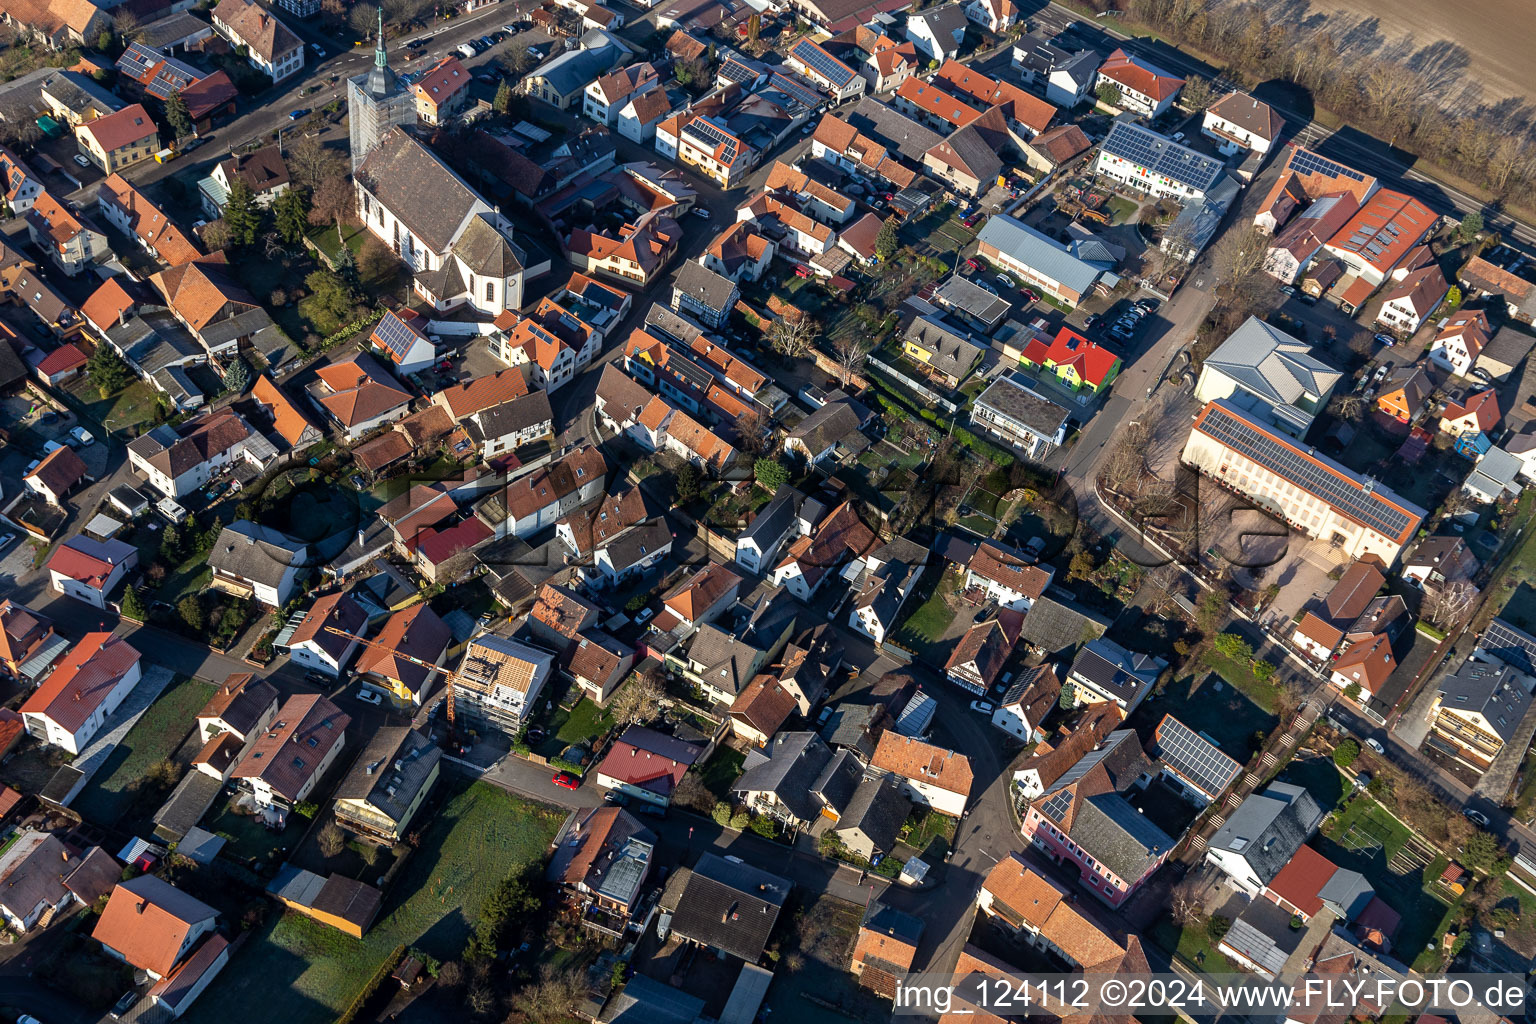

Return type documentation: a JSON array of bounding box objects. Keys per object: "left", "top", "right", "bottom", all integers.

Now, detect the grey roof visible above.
[
  {"left": 1013, "top": 34, "right": 1072, "bottom": 75},
  {"left": 821, "top": 702, "right": 883, "bottom": 754},
  {"left": 976, "top": 375, "right": 1069, "bottom": 438},
  {"left": 1467, "top": 446, "right": 1523, "bottom": 497},
  {"left": 644, "top": 301, "right": 707, "bottom": 345},
  {"left": 333, "top": 727, "right": 442, "bottom": 827},
  {"left": 1476, "top": 326, "right": 1536, "bottom": 369},
  {"left": 603, "top": 974, "right": 706, "bottom": 1024},
  {"left": 451, "top": 214, "right": 525, "bottom": 278},
  {"left": 532, "top": 36, "right": 624, "bottom": 99},
  {"left": 267, "top": 864, "right": 326, "bottom": 905},
  {"left": 788, "top": 397, "right": 869, "bottom": 456},
  {"left": 976, "top": 214, "right": 1104, "bottom": 295},
  {"left": 1204, "top": 316, "right": 1342, "bottom": 409},
  {"left": 1018, "top": 595, "right": 1109, "bottom": 653},
  {"left": 177, "top": 827, "right": 225, "bottom": 866},
  {"left": 206, "top": 520, "right": 306, "bottom": 589},
  {"left": 854, "top": 560, "right": 917, "bottom": 626},
  {"left": 910, "top": 3, "right": 968, "bottom": 42},
  {"left": 731, "top": 731, "right": 834, "bottom": 821},
  {"left": 1223, "top": 897, "right": 1307, "bottom": 977},
  {"left": 847, "top": 96, "right": 944, "bottom": 162},
  {"left": 687, "top": 623, "right": 764, "bottom": 698},
  {"left": 599, "top": 518, "right": 673, "bottom": 573},
  {"left": 151, "top": 768, "right": 223, "bottom": 841},
  {"left": 932, "top": 123, "right": 1002, "bottom": 183},
  {"left": 673, "top": 259, "right": 739, "bottom": 316},
  {"left": 809, "top": 746, "right": 864, "bottom": 815},
  {"left": 356, "top": 128, "right": 484, "bottom": 254},
  {"left": 1167, "top": 174, "right": 1240, "bottom": 256},
  {"left": 1317, "top": 866, "right": 1374, "bottom": 919},
  {"left": 1043, "top": 729, "right": 1148, "bottom": 799},
  {"left": 836, "top": 775, "right": 909, "bottom": 854},
  {"left": 1069, "top": 793, "right": 1173, "bottom": 880},
  {"left": 0, "top": 832, "right": 69, "bottom": 923},
  {"left": 616, "top": 725, "right": 704, "bottom": 765},
  {"left": 200, "top": 306, "right": 276, "bottom": 348},
  {"left": 110, "top": 312, "right": 202, "bottom": 375},
  {"left": 740, "top": 488, "right": 804, "bottom": 548},
  {"left": 1436, "top": 659, "right": 1533, "bottom": 743},
  {"left": 1209, "top": 782, "right": 1324, "bottom": 885},
  {"left": 669, "top": 852, "right": 790, "bottom": 963},
  {"left": 1100, "top": 120, "right": 1225, "bottom": 193},
  {"left": 904, "top": 314, "right": 984, "bottom": 380},
  {"left": 1069, "top": 638, "right": 1165, "bottom": 703},
  {"left": 934, "top": 275, "right": 1011, "bottom": 325},
  {"left": 108, "top": 484, "right": 150, "bottom": 515},
  {"left": 466, "top": 391, "right": 554, "bottom": 442}
]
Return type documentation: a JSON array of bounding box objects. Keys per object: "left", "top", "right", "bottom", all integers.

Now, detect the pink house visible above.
[{"left": 1018, "top": 729, "right": 1171, "bottom": 908}]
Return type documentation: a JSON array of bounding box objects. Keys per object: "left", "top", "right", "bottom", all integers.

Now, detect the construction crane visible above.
[{"left": 325, "top": 625, "right": 462, "bottom": 731}]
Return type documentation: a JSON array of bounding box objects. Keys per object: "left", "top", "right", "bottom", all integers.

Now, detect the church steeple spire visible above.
[{"left": 374, "top": 6, "right": 388, "bottom": 70}]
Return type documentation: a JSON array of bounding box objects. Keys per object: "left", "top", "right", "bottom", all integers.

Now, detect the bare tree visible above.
[
  {"left": 1098, "top": 420, "right": 1151, "bottom": 496},
  {"left": 510, "top": 966, "right": 585, "bottom": 1024},
  {"left": 768, "top": 313, "right": 819, "bottom": 359},
  {"left": 1423, "top": 579, "right": 1477, "bottom": 631},
  {"left": 1142, "top": 563, "right": 1185, "bottom": 617},
  {"left": 1210, "top": 224, "right": 1272, "bottom": 292},
  {"left": 609, "top": 668, "right": 664, "bottom": 724},
  {"left": 310, "top": 174, "right": 354, "bottom": 231},
  {"left": 831, "top": 332, "right": 871, "bottom": 386},
  {"left": 1335, "top": 394, "right": 1367, "bottom": 421},
  {"left": 287, "top": 135, "right": 346, "bottom": 191},
  {"left": 733, "top": 409, "right": 773, "bottom": 458},
  {"left": 1180, "top": 75, "right": 1218, "bottom": 110},
  {"left": 318, "top": 821, "right": 346, "bottom": 858},
  {"left": 435, "top": 551, "right": 477, "bottom": 585},
  {"left": 1170, "top": 878, "right": 1206, "bottom": 926}
]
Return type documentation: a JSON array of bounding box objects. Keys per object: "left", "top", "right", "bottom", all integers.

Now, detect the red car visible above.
[
  {"left": 552, "top": 771, "right": 581, "bottom": 790},
  {"left": 964, "top": 257, "right": 981, "bottom": 271}
]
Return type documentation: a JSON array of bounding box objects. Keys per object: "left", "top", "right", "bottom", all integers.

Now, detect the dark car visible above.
[
  {"left": 288, "top": 108, "right": 309, "bottom": 120},
  {"left": 111, "top": 991, "right": 140, "bottom": 1019},
  {"left": 552, "top": 771, "right": 580, "bottom": 790}
]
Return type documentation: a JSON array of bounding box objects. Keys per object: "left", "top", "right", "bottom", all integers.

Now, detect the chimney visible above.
[{"left": 136, "top": 900, "right": 147, "bottom": 915}]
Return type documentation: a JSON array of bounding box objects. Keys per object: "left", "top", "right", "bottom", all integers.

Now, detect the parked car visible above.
[
  {"left": 1365, "top": 737, "right": 1384, "bottom": 754},
  {"left": 305, "top": 671, "right": 331, "bottom": 685},
  {"left": 310, "top": 43, "right": 327, "bottom": 57},
  {"left": 801, "top": 122, "right": 815, "bottom": 135},
  {"left": 1373, "top": 333, "right": 1397, "bottom": 347},
  {"left": 1463, "top": 807, "right": 1489, "bottom": 827},
  {"left": 288, "top": 108, "right": 309, "bottom": 120},
  {"left": 1471, "top": 367, "right": 1493, "bottom": 382},
  {"left": 995, "top": 273, "right": 1014, "bottom": 289},
  {"left": 633, "top": 607, "right": 655, "bottom": 625},
  {"left": 552, "top": 771, "right": 581, "bottom": 790},
  {"left": 72, "top": 154, "right": 91, "bottom": 168},
  {"left": 964, "top": 257, "right": 981, "bottom": 271},
  {"left": 1279, "top": 284, "right": 1298, "bottom": 297},
  {"left": 41, "top": 439, "right": 64, "bottom": 454},
  {"left": 357, "top": 689, "right": 384, "bottom": 706},
  {"left": 69, "top": 426, "right": 93, "bottom": 446},
  {"left": 690, "top": 208, "right": 711, "bottom": 219},
  {"left": 1021, "top": 288, "right": 1041, "bottom": 302},
  {"left": 1135, "top": 297, "right": 1159, "bottom": 312},
  {"left": 969, "top": 700, "right": 994, "bottom": 714},
  {"left": 604, "top": 792, "right": 629, "bottom": 806},
  {"left": 1172, "top": 131, "right": 1185, "bottom": 141}
]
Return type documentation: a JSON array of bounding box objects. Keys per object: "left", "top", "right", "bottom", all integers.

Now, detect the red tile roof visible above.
[
  {"left": 20, "top": 633, "right": 140, "bottom": 735},
  {"left": 229, "top": 693, "right": 350, "bottom": 801},
  {"left": 1265, "top": 844, "right": 1337, "bottom": 918},
  {"left": 1098, "top": 48, "right": 1184, "bottom": 101},
  {"left": 1044, "top": 327, "right": 1120, "bottom": 387},
  {"left": 79, "top": 103, "right": 157, "bottom": 153}
]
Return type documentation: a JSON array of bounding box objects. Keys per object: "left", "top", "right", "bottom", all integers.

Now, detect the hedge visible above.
[{"left": 335, "top": 944, "right": 405, "bottom": 1024}]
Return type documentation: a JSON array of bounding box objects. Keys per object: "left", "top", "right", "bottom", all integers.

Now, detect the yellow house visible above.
[
  {"left": 353, "top": 604, "right": 452, "bottom": 707},
  {"left": 75, "top": 104, "right": 159, "bottom": 173},
  {"left": 333, "top": 727, "right": 441, "bottom": 843},
  {"left": 270, "top": 869, "right": 382, "bottom": 938}
]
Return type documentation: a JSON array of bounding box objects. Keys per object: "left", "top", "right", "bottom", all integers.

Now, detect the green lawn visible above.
[
  {"left": 892, "top": 568, "right": 960, "bottom": 657},
  {"left": 183, "top": 783, "right": 563, "bottom": 1024},
  {"left": 1317, "top": 795, "right": 1451, "bottom": 962},
  {"left": 696, "top": 746, "right": 747, "bottom": 800},
  {"left": 1201, "top": 649, "right": 1284, "bottom": 712},
  {"left": 67, "top": 377, "right": 162, "bottom": 433},
  {"left": 1132, "top": 672, "right": 1278, "bottom": 763},
  {"left": 1105, "top": 196, "right": 1139, "bottom": 224},
  {"left": 556, "top": 697, "right": 614, "bottom": 747},
  {"left": 72, "top": 675, "right": 216, "bottom": 828},
  {"left": 203, "top": 795, "right": 297, "bottom": 865},
  {"left": 1150, "top": 919, "right": 1233, "bottom": 972}
]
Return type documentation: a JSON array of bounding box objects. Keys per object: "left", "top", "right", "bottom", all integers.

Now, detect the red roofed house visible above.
[
  {"left": 1039, "top": 327, "right": 1121, "bottom": 393},
  {"left": 1322, "top": 189, "right": 1438, "bottom": 288},
  {"left": 1376, "top": 265, "right": 1449, "bottom": 336},
  {"left": 98, "top": 174, "right": 202, "bottom": 268},
  {"left": 593, "top": 725, "right": 703, "bottom": 807},
  {"left": 369, "top": 309, "right": 437, "bottom": 375},
  {"left": 1328, "top": 633, "right": 1397, "bottom": 699},
  {"left": 1094, "top": 49, "right": 1184, "bottom": 117},
  {"left": 21, "top": 633, "right": 141, "bottom": 754},
  {"left": 93, "top": 876, "right": 219, "bottom": 981},
  {"left": 1428, "top": 310, "right": 1493, "bottom": 377},
  {"left": 1440, "top": 388, "right": 1500, "bottom": 438},
  {"left": 870, "top": 732, "right": 972, "bottom": 816},
  {"left": 1263, "top": 844, "right": 1375, "bottom": 924},
  {"left": 47, "top": 535, "right": 137, "bottom": 609},
  {"left": 74, "top": 103, "right": 159, "bottom": 174},
  {"left": 413, "top": 56, "right": 470, "bottom": 125},
  {"left": 964, "top": 541, "right": 1053, "bottom": 611},
  {"left": 32, "top": 342, "right": 86, "bottom": 384},
  {"left": 565, "top": 209, "right": 680, "bottom": 288},
  {"left": 311, "top": 352, "right": 413, "bottom": 441},
  {"left": 1291, "top": 560, "right": 1386, "bottom": 661},
  {"left": 25, "top": 190, "right": 108, "bottom": 276},
  {"left": 283, "top": 592, "right": 367, "bottom": 678},
  {"left": 230, "top": 693, "right": 350, "bottom": 816},
  {"left": 355, "top": 604, "right": 452, "bottom": 707},
  {"left": 23, "top": 444, "right": 92, "bottom": 506}
]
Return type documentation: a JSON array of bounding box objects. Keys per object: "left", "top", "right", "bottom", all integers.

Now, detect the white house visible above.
[
  {"left": 734, "top": 489, "right": 807, "bottom": 575},
  {"left": 210, "top": 0, "right": 304, "bottom": 83},
  {"left": 205, "top": 521, "right": 308, "bottom": 610},
  {"left": 964, "top": 542, "right": 1052, "bottom": 611},
  {"left": 870, "top": 732, "right": 972, "bottom": 817},
  {"left": 126, "top": 411, "right": 272, "bottom": 500},
  {"left": 1204, "top": 783, "right": 1323, "bottom": 896},
  {"left": 583, "top": 62, "right": 659, "bottom": 126},
  {"left": 990, "top": 665, "right": 1061, "bottom": 742},
  {"left": 356, "top": 128, "right": 538, "bottom": 315},
  {"left": 1428, "top": 310, "right": 1493, "bottom": 377},
  {"left": 230, "top": 694, "right": 350, "bottom": 815},
  {"left": 1094, "top": 48, "right": 1183, "bottom": 117},
  {"left": 196, "top": 674, "right": 280, "bottom": 746},
  {"left": 47, "top": 536, "right": 137, "bottom": 609},
  {"left": 20, "top": 633, "right": 141, "bottom": 755},
  {"left": 368, "top": 310, "right": 437, "bottom": 375},
  {"left": 282, "top": 593, "right": 367, "bottom": 677},
  {"left": 616, "top": 89, "right": 672, "bottom": 144},
  {"left": 487, "top": 445, "right": 608, "bottom": 538},
  {"left": 1376, "top": 265, "right": 1449, "bottom": 336},
  {"left": 1201, "top": 92, "right": 1282, "bottom": 155},
  {"left": 905, "top": 4, "right": 968, "bottom": 63},
  {"left": 964, "top": 0, "right": 1016, "bottom": 33}
]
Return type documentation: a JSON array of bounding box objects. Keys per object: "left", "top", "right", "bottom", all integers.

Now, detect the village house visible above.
[
  {"left": 1094, "top": 48, "right": 1183, "bottom": 116},
  {"left": 20, "top": 633, "right": 141, "bottom": 755},
  {"left": 869, "top": 732, "right": 972, "bottom": 816},
  {"left": 333, "top": 727, "right": 442, "bottom": 844},
  {"left": 46, "top": 536, "right": 137, "bottom": 609},
  {"left": 355, "top": 604, "right": 453, "bottom": 708},
  {"left": 211, "top": 0, "right": 303, "bottom": 81},
  {"left": 964, "top": 541, "right": 1053, "bottom": 611},
  {"left": 230, "top": 694, "right": 350, "bottom": 819},
  {"left": 1428, "top": 310, "right": 1493, "bottom": 377},
  {"left": 451, "top": 634, "right": 556, "bottom": 733}
]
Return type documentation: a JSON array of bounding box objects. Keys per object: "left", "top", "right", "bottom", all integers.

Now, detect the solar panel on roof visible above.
[
  {"left": 1040, "top": 788, "right": 1072, "bottom": 821},
  {"left": 1289, "top": 149, "right": 1367, "bottom": 183},
  {"left": 1155, "top": 717, "right": 1240, "bottom": 797},
  {"left": 686, "top": 118, "right": 738, "bottom": 162},
  {"left": 792, "top": 38, "right": 855, "bottom": 88},
  {"left": 1198, "top": 404, "right": 1415, "bottom": 539},
  {"left": 117, "top": 42, "right": 159, "bottom": 80},
  {"left": 373, "top": 312, "right": 424, "bottom": 358},
  {"left": 1100, "top": 122, "right": 1221, "bottom": 191},
  {"left": 1480, "top": 620, "right": 1536, "bottom": 673},
  {"left": 769, "top": 73, "right": 825, "bottom": 110}
]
